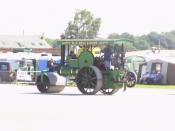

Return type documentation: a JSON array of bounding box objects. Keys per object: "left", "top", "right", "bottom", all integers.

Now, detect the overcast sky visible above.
[{"left": 0, "top": 0, "right": 174, "bottom": 38}]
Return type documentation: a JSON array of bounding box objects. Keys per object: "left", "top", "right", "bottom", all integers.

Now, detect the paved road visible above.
[{"left": 0, "top": 84, "right": 175, "bottom": 131}]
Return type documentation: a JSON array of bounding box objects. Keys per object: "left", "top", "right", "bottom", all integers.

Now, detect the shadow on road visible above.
[
  {"left": 23, "top": 92, "right": 105, "bottom": 96},
  {"left": 168, "top": 94, "right": 175, "bottom": 96}
]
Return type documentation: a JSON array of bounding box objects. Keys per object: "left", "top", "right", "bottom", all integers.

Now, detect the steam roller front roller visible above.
[
  {"left": 76, "top": 66, "right": 103, "bottom": 95},
  {"left": 36, "top": 72, "right": 66, "bottom": 93}
]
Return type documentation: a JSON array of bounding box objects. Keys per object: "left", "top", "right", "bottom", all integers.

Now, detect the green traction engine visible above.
[{"left": 36, "top": 39, "right": 136, "bottom": 95}]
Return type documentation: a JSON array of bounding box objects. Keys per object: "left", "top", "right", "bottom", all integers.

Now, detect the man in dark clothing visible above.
[
  {"left": 47, "top": 58, "right": 57, "bottom": 72},
  {"left": 104, "top": 45, "right": 112, "bottom": 69},
  {"left": 69, "top": 50, "right": 77, "bottom": 59}
]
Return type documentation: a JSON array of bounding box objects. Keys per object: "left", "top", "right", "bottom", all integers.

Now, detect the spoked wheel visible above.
[
  {"left": 76, "top": 66, "right": 103, "bottom": 95},
  {"left": 126, "top": 71, "right": 136, "bottom": 88},
  {"left": 100, "top": 88, "right": 120, "bottom": 95}
]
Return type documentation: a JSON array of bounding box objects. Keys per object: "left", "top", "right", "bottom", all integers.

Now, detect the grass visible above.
[
  {"left": 67, "top": 80, "right": 175, "bottom": 89},
  {"left": 135, "top": 84, "right": 175, "bottom": 89}
]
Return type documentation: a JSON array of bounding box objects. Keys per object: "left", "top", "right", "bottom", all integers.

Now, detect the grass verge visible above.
[{"left": 135, "top": 84, "right": 175, "bottom": 89}]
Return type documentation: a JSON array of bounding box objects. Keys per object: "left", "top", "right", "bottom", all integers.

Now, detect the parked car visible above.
[
  {"left": 0, "top": 61, "right": 16, "bottom": 82},
  {"left": 16, "top": 59, "right": 35, "bottom": 82},
  {"left": 140, "top": 72, "right": 163, "bottom": 84}
]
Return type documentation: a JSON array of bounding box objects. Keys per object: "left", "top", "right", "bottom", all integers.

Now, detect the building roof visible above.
[
  {"left": 126, "top": 50, "right": 175, "bottom": 64},
  {"left": 0, "top": 35, "right": 51, "bottom": 48},
  {"left": 148, "top": 57, "right": 175, "bottom": 64}
]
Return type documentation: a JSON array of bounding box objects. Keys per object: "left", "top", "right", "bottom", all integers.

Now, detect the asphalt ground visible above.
[{"left": 0, "top": 84, "right": 175, "bottom": 131}]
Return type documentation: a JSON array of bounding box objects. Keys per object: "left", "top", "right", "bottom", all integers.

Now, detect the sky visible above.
[{"left": 0, "top": 0, "right": 175, "bottom": 38}]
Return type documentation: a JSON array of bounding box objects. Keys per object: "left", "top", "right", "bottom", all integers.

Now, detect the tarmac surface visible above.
[{"left": 0, "top": 84, "right": 175, "bottom": 131}]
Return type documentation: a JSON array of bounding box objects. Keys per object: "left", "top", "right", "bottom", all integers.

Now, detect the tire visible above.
[
  {"left": 100, "top": 88, "right": 120, "bottom": 95},
  {"left": 126, "top": 71, "right": 136, "bottom": 88},
  {"left": 76, "top": 66, "right": 103, "bottom": 95}
]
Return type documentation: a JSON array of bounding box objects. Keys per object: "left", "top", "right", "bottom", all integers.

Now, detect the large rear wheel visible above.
[
  {"left": 100, "top": 88, "right": 119, "bottom": 95},
  {"left": 76, "top": 66, "right": 103, "bottom": 95}
]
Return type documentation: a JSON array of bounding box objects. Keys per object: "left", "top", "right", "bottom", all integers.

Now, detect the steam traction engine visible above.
[{"left": 36, "top": 39, "right": 136, "bottom": 95}]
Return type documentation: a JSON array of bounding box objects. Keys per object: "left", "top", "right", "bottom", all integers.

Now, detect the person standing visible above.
[
  {"left": 69, "top": 50, "right": 76, "bottom": 59},
  {"left": 47, "top": 58, "right": 57, "bottom": 72},
  {"left": 104, "top": 45, "right": 112, "bottom": 69}
]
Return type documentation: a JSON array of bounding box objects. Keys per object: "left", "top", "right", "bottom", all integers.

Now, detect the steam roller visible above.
[
  {"left": 36, "top": 39, "right": 136, "bottom": 95},
  {"left": 36, "top": 72, "right": 66, "bottom": 93}
]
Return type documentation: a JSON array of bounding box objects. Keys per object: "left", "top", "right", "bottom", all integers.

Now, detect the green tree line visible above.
[
  {"left": 47, "top": 31, "right": 175, "bottom": 51},
  {"left": 46, "top": 9, "right": 175, "bottom": 51},
  {"left": 108, "top": 31, "right": 175, "bottom": 51}
]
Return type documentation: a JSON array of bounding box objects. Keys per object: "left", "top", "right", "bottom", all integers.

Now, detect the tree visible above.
[
  {"left": 108, "top": 33, "right": 120, "bottom": 39},
  {"left": 46, "top": 38, "right": 60, "bottom": 48},
  {"left": 163, "top": 32, "right": 175, "bottom": 49},
  {"left": 120, "top": 32, "right": 135, "bottom": 41},
  {"left": 134, "top": 37, "right": 150, "bottom": 50},
  {"left": 147, "top": 32, "right": 162, "bottom": 47},
  {"left": 64, "top": 9, "right": 101, "bottom": 39},
  {"left": 108, "top": 32, "right": 136, "bottom": 51}
]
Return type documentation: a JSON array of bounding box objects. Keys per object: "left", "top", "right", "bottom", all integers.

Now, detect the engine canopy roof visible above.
[{"left": 56, "top": 39, "right": 133, "bottom": 46}]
